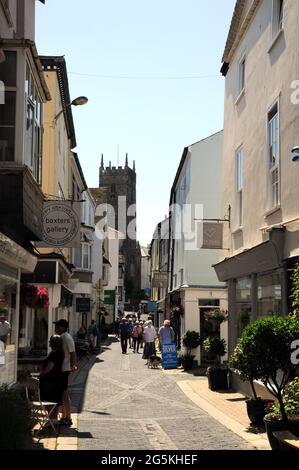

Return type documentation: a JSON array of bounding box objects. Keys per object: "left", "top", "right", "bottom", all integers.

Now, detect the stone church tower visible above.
[{"left": 97, "top": 154, "right": 141, "bottom": 304}]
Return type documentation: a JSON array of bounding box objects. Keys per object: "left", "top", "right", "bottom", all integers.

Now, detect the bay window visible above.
[
  {"left": 0, "top": 51, "right": 16, "bottom": 162},
  {"left": 25, "top": 61, "right": 42, "bottom": 183}
]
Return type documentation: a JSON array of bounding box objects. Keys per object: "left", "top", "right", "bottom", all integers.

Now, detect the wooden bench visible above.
[{"left": 273, "top": 430, "right": 299, "bottom": 450}]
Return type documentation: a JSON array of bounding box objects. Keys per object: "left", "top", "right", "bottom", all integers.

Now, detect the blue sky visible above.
[{"left": 36, "top": 0, "right": 236, "bottom": 246}]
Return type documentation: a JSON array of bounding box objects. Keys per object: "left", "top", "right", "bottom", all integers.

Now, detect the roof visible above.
[
  {"left": 73, "top": 152, "right": 88, "bottom": 191},
  {"left": 221, "top": 0, "right": 261, "bottom": 74},
  {"left": 40, "top": 56, "right": 77, "bottom": 149}
]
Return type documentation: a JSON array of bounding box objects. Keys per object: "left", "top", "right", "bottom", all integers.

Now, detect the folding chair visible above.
[{"left": 25, "top": 377, "right": 58, "bottom": 439}]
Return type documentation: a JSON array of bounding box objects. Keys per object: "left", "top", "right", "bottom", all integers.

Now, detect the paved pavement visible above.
[{"left": 77, "top": 337, "right": 253, "bottom": 451}]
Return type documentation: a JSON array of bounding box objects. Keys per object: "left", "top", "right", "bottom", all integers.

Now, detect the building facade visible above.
[
  {"left": 168, "top": 132, "right": 227, "bottom": 363},
  {"left": 214, "top": 0, "right": 299, "bottom": 389},
  {"left": 0, "top": 0, "right": 49, "bottom": 384}
]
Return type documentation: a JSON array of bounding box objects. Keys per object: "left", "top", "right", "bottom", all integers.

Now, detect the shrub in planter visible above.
[
  {"left": 229, "top": 344, "right": 274, "bottom": 425},
  {"left": 0, "top": 385, "right": 33, "bottom": 449},
  {"left": 203, "top": 335, "right": 228, "bottom": 391},
  {"left": 180, "top": 331, "right": 201, "bottom": 370},
  {"left": 229, "top": 315, "right": 299, "bottom": 448}
]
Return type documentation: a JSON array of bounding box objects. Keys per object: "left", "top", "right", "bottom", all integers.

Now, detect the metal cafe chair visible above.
[{"left": 25, "top": 377, "right": 58, "bottom": 439}]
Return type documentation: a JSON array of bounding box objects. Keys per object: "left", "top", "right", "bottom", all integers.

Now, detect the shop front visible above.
[
  {"left": 0, "top": 232, "right": 37, "bottom": 386},
  {"left": 214, "top": 228, "right": 287, "bottom": 357}
]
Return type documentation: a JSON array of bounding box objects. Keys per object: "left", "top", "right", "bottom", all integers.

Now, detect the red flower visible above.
[{"left": 21, "top": 284, "right": 49, "bottom": 309}]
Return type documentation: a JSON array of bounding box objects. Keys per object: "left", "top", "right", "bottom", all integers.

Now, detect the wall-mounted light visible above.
[{"left": 55, "top": 96, "right": 88, "bottom": 122}]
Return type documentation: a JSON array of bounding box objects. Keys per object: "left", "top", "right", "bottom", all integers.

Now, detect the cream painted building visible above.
[
  {"left": 0, "top": 0, "right": 50, "bottom": 382},
  {"left": 214, "top": 0, "right": 299, "bottom": 371},
  {"left": 168, "top": 131, "right": 227, "bottom": 364}
]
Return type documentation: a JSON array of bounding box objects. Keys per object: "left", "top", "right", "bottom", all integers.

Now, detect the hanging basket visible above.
[{"left": 20, "top": 284, "right": 49, "bottom": 309}]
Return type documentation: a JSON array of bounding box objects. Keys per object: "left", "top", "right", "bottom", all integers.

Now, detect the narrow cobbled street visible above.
[{"left": 76, "top": 338, "right": 252, "bottom": 450}]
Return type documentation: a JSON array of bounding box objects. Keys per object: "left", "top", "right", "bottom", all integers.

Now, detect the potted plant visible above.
[
  {"left": 229, "top": 344, "right": 274, "bottom": 425},
  {"left": 203, "top": 335, "right": 228, "bottom": 390},
  {"left": 204, "top": 309, "right": 227, "bottom": 328},
  {"left": 230, "top": 315, "right": 299, "bottom": 449},
  {"left": 180, "top": 330, "right": 201, "bottom": 371}
]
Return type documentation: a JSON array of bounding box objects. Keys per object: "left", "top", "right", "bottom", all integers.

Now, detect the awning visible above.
[
  {"left": 213, "top": 227, "right": 285, "bottom": 282},
  {"left": 103, "top": 256, "right": 111, "bottom": 267}
]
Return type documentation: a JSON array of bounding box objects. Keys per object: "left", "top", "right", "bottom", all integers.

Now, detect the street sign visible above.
[
  {"left": 162, "top": 343, "right": 178, "bottom": 369},
  {"left": 76, "top": 297, "right": 91, "bottom": 313},
  {"left": 104, "top": 290, "right": 115, "bottom": 305}
]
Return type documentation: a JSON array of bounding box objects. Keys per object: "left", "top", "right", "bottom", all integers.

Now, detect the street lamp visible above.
[
  {"left": 291, "top": 146, "right": 299, "bottom": 162},
  {"left": 54, "top": 96, "right": 88, "bottom": 122}
]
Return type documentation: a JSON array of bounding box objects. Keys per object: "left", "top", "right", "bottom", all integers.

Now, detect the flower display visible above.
[
  {"left": 204, "top": 308, "right": 227, "bottom": 323},
  {"left": 20, "top": 284, "right": 49, "bottom": 309}
]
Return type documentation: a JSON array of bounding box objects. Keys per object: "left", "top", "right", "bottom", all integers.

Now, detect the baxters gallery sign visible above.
[{"left": 37, "top": 202, "right": 80, "bottom": 248}]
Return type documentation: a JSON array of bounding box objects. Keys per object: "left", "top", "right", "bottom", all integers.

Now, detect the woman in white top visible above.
[{"left": 142, "top": 320, "right": 157, "bottom": 362}]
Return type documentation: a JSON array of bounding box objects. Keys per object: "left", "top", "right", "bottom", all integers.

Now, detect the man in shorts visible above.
[{"left": 54, "top": 319, "right": 77, "bottom": 426}]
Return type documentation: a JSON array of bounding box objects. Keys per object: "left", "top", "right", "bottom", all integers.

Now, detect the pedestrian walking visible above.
[
  {"left": 119, "top": 317, "right": 130, "bottom": 354},
  {"left": 53, "top": 319, "right": 77, "bottom": 426},
  {"left": 142, "top": 320, "right": 157, "bottom": 363},
  {"left": 0, "top": 314, "right": 10, "bottom": 350},
  {"left": 39, "top": 335, "right": 64, "bottom": 422},
  {"left": 87, "top": 320, "right": 98, "bottom": 351},
  {"left": 132, "top": 321, "right": 143, "bottom": 353},
  {"left": 128, "top": 318, "right": 134, "bottom": 349},
  {"left": 158, "top": 320, "right": 175, "bottom": 350}
]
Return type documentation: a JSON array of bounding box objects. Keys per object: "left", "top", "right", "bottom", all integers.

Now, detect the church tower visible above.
[{"left": 98, "top": 154, "right": 140, "bottom": 303}]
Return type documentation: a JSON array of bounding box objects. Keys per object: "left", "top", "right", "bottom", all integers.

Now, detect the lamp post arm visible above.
[{"left": 54, "top": 102, "right": 72, "bottom": 122}]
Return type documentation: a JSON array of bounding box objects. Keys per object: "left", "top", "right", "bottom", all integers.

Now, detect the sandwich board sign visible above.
[{"left": 162, "top": 343, "right": 178, "bottom": 369}]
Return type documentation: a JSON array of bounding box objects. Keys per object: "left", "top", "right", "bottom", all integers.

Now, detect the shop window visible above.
[
  {"left": 236, "top": 277, "right": 252, "bottom": 340},
  {"left": 0, "top": 275, "right": 17, "bottom": 385},
  {"left": 257, "top": 271, "right": 282, "bottom": 316}
]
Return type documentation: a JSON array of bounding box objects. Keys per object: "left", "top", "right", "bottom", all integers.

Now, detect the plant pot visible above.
[
  {"left": 207, "top": 367, "right": 229, "bottom": 391},
  {"left": 246, "top": 399, "right": 274, "bottom": 426},
  {"left": 181, "top": 356, "right": 194, "bottom": 371},
  {"left": 263, "top": 417, "right": 289, "bottom": 450}
]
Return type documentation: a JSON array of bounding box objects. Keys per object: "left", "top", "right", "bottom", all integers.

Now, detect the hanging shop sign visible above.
[
  {"left": 152, "top": 272, "right": 169, "bottom": 288},
  {"left": 76, "top": 297, "right": 91, "bottom": 313},
  {"left": 104, "top": 290, "right": 116, "bottom": 305},
  {"left": 37, "top": 201, "right": 80, "bottom": 248},
  {"left": 200, "top": 223, "right": 223, "bottom": 249}
]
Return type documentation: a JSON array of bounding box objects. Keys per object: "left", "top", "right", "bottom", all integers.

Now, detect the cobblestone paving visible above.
[{"left": 78, "top": 338, "right": 253, "bottom": 450}]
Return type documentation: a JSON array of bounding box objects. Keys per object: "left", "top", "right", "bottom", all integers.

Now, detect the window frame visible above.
[
  {"left": 239, "top": 56, "right": 246, "bottom": 94},
  {"left": 24, "top": 60, "right": 43, "bottom": 183},
  {"left": 267, "top": 100, "right": 280, "bottom": 209},
  {"left": 272, "top": 0, "right": 284, "bottom": 38},
  {"left": 0, "top": 50, "right": 17, "bottom": 163},
  {"left": 236, "top": 146, "right": 244, "bottom": 227}
]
